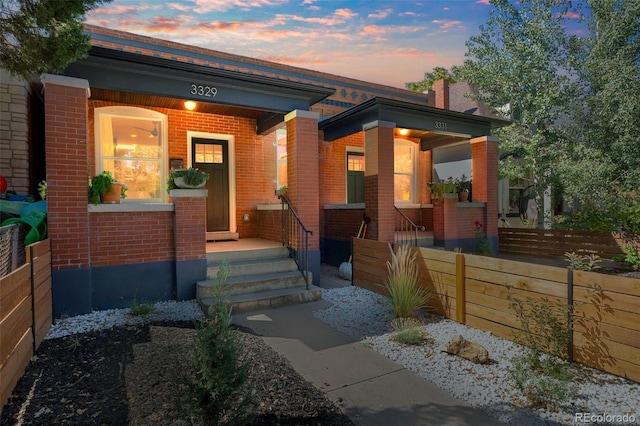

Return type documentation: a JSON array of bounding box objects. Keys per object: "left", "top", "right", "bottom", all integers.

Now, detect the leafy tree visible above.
[
  {"left": 405, "top": 66, "right": 460, "bottom": 92},
  {"left": 456, "top": 0, "right": 582, "bottom": 198},
  {"left": 0, "top": 0, "right": 110, "bottom": 79},
  {"left": 571, "top": 0, "right": 640, "bottom": 196}
]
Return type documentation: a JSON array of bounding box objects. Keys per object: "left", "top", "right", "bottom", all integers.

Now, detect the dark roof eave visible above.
[
  {"left": 81, "top": 46, "right": 335, "bottom": 106},
  {"left": 319, "top": 97, "right": 511, "bottom": 132}
]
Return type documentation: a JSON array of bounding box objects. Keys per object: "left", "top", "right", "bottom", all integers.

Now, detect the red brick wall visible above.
[
  {"left": 323, "top": 208, "right": 367, "bottom": 241},
  {"left": 89, "top": 211, "right": 174, "bottom": 266},
  {"left": 257, "top": 209, "right": 281, "bottom": 242},
  {"left": 45, "top": 81, "right": 90, "bottom": 271},
  {"left": 173, "top": 196, "right": 207, "bottom": 261},
  {"left": 319, "top": 132, "right": 364, "bottom": 205},
  {"left": 88, "top": 100, "right": 276, "bottom": 239},
  {"left": 471, "top": 137, "right": 498, "bottom": 238},
  {"left": 286, "top": 112, "right": 320, "bottom": 250}
]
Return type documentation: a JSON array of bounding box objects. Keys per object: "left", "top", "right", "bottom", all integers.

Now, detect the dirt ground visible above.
[{"left": 0, "top": 320, "right": 354, "bottom": 426}]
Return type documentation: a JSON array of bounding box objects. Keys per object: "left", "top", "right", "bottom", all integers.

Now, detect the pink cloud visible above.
[
  {"left": 476, "top": 0, "right": 491, "bottom": 5},
  {"left": 89, "top": 5, "right": 143, "bottom": 15},
  {"left": 563, "top": 11, "right": 581, "bottom": 19},
  {"left": 368, "top": 8, "right": 393, "bottom": 19},
  {"left": 334, "top": 8, "right": 357, "bottom": 19},
  {"left": 191, "top": 0, "right": 289, "bottom": 14},
  {"left": 166, "top": 2, "right": 192, "bottom": 12},
  {"left": 432, "top": 19, "right": 465, "bottom": 31}
]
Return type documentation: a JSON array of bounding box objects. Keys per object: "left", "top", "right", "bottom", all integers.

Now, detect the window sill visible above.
[
  {"left": 257, "top": 203, "right": 287, "bottom": 211},
  {"left": 88, "top": 203, "right": 174, "bottom": 213}
]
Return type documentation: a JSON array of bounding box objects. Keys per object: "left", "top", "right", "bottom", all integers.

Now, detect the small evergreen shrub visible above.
[
  {"left": 385, "top": 244, "right": 432, "bottom": 318},
  {"left": 129, "top": 299, "right": 154, "bottom": 317},
  {"left": 190, "top": 261, "right": 254, "bottom": 425}
]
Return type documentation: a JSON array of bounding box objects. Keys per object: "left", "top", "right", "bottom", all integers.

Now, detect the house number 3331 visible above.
[
  {"left": 190, "top": 84, "right": 218, "bottom": 97},
  {"left": 434, "top": 121, "right": 448, "bottom": 130}
]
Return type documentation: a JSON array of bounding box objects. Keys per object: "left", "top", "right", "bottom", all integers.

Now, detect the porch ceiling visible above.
[
  {"left": 63, "top": 47, "right": 335, "bottom": 135},
  {"left": 318, "top": 97, "right": 511, "bottom": 149}
]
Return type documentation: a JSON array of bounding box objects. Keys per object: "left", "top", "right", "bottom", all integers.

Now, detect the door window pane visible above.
[{"left": 196, "top": 143, "right": 223, "bottom": 164}]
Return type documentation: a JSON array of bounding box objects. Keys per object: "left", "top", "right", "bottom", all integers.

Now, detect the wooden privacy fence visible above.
[
  {"left": 499, "top": 228, "right": 628, "bottom": 260},
  {"left": 0, "top": 239, "right": 52, "bottom": 409},
  {"left": 352, "top": 239, "right": 640, "bottom": 383}
]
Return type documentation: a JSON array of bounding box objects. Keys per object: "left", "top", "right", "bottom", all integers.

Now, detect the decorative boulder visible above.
[{"left": 439, "top": 335, "right": 490, "bottom": 364}]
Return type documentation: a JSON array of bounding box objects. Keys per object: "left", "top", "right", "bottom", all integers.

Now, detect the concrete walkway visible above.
[{"left": 232, "top": 270, "right": 502, "bottom": 425}]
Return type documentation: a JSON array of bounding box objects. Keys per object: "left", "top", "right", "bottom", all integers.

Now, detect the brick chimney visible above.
[{"left": 432, "top": 79, "right": 450, "bottom": 110}]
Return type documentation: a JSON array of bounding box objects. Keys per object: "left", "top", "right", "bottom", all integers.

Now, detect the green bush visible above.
[
  {"left": 190, "top": 261, "right": 254, "bottom": 425},
  {"left": 385, "top": 244, "right": 432, "bottom": 318}
]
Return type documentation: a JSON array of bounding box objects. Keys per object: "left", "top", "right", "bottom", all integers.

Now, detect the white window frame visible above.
[
  {"left": 394, "top": 138, "right": 418, "bottom": 205},
  {"left": 94, "top": 106, "right": 168, "bottom": 203}
]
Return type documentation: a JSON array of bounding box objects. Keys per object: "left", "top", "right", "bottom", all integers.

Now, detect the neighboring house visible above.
[{"left": 1, "top": 25, "right": 508, "bottom": 316}]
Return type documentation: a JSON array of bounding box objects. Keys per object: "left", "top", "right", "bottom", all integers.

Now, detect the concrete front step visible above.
[
  {"left": 207, "top": 257, "right": 297, "bottom": 280},
  {"left": 206, "top": 246, "right": 289, "bottom": 264},
  {"left": 197, "top": 270, "right": 309, "bottom": 299},
  {"left": 199, "top": 285, "right": 322, "bottom": 315}
]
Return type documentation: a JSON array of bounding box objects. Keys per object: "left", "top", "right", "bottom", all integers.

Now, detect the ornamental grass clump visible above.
[
  {"left": 390, "top": 317, "right": 428, "bottom": 345},
  {"left": 190, "top": 261, "right": 254, "bottom": 425},
  {"left": 385, "top": 244, "right": 432, "bottom": 318}
]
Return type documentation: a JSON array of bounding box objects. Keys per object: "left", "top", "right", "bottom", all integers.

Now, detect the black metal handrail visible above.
[
  {"left": 278, "top": 194, "right": 313, "bottom": 289},
  {"left": 395, "top": 206, "right": 425, "bottom": 247}
]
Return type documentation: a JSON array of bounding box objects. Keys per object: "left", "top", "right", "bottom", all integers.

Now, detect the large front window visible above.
[
  {"left": 394, "top": 139, "right": 417, "bottom": 202},
  {"left": 95, "top": 107, "right": 168, "bottom": 202}
]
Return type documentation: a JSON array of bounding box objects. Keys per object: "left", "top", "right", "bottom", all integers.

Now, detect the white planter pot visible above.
[{"left": 174, "top": 177, "right": 206, "bottom": 189}]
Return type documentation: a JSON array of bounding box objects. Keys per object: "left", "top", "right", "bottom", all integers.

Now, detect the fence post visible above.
[
  {"left": 456, "top": 253, "right": 466, "bottom": 324},
  {"left": 567, "top": 268, "right": 574, "bottom": 362}
]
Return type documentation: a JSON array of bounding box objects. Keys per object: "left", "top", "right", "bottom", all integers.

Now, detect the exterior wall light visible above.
[
  {"left": 398, "top": 128, "right": 409, "bottom": 136},
  {"left": 184, "top": 101, "right": 197, "bottom": 111}
]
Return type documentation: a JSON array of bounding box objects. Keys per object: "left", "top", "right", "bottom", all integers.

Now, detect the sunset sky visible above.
[{"left": 86, "top": 0, "right": 498, "bottom": 89}]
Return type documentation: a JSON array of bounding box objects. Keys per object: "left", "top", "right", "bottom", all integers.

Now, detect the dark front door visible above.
[{"left": 192, "top": 138, "right": 229, "bottom": 232}]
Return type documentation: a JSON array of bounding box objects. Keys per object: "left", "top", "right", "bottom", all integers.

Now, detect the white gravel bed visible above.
[
  {"left": 313, "top": 286, "right": 640, "bottom": 426},
  {"left": 45, "top": 300, "right": 206, "bottom": 340}
]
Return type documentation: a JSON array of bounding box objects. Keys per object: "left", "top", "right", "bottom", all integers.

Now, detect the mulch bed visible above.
[{"left": 0, "top": 321, "right": 353, "bottom": 426}]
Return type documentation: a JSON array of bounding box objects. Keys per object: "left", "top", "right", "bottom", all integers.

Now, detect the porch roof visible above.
[
  {"left": 318, "top": 97, "right": 510, "bottom": 149},
  {"left": 63, "top": 47, "right": 335, "bottom": 135}
]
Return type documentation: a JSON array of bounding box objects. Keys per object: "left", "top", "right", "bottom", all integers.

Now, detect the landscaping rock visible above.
[{"left": 440, "top": 334, "right": 490, "bottom": 364}]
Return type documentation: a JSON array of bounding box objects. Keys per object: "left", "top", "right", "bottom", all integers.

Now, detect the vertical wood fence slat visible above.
[
  {"left": 456, "top": 253, "right": 465, "bottom": 324},
  {"left": 0, "top": 239, "right": 52, "bottom": 410}
]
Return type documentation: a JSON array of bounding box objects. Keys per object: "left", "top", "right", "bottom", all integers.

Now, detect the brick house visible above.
[{"left": 2, "top": 25, "right": 508, "bottom": 317}]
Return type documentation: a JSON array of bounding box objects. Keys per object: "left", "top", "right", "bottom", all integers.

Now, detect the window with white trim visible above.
[
  {"left": 394, "top": 138, "right": 417, "bottom": 202},
  {"left": 276, "top": 128, "right": 287, "bottom": 188},
  {"left": 95, "top": 106, "right": 168, "bottom": 202}
]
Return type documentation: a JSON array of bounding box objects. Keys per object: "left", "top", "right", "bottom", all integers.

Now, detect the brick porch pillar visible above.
[
  {"left": 364, "top": 121, "right": 395, "bottom": 243},
  {"left": 470, "top": 136, "right": 499, "bottom": 253},
  {"left": 285, "top": 110, "right": 320, "bottom": 286},
  {"left": 171, "top": 189, "right": 208, "bottom": 300},
  {"left": 42, "top": 74, "right": 92, "bottom": 317},
  {"left": 432, "top": 196, "right": 459, "bottom": 249}
]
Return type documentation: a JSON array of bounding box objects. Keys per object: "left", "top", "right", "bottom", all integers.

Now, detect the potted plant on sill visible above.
[
  {"left": 167, "top": 167, "right": 210, "bottom": 192},
  {"left": 454, "top": 174, "right": 472, "bottom": 202},
  {"left": 428, "top": 179, "right": 457, "bottom": 199},
  {"left": 89, "top": 171, "right": 128, "bottom": 205}
]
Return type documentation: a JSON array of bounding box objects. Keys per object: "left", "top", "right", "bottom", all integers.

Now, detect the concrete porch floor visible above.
[{"left": 206, "top": 238, "right": 282, "bottom": 253}]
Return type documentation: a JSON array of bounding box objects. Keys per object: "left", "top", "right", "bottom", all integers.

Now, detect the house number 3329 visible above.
[
  {"left": 190, "top": 84, "right": 218, "bottom": 97},
  {"left": 434, "top": 121, "right": 448, "bottom": 130}
]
